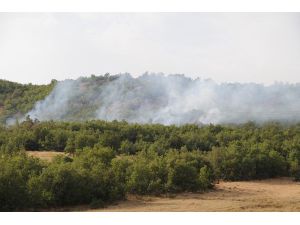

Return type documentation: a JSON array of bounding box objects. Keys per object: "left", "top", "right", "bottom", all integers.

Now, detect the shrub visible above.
[
  {"left": 126, "top": 153, "right": 167, "bottom": 194},
  {"left": 28, "top": 162, "right": 86, "bottom": 207},
  {"left": 0, "top": 153, "right": 43, "bottom": 211}
]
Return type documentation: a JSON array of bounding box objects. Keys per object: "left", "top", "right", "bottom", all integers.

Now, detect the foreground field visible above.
[{"left": 93, "top": 178, "right": 300, "bottom": 212}]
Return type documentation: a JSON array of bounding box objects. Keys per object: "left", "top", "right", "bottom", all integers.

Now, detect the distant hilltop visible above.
[{"left": 2, "top": 73, "right": 300, "bottom": 125}]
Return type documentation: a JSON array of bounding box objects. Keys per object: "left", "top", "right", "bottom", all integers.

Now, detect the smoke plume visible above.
[{"left": 25, "top": 73, "right": 300, "bottom": 125}]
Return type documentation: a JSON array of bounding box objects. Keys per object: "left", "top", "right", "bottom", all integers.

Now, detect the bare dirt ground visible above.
[
  {"left": 94, "top": 178, "right": 300, "bottom": 212},
  {"left": 27, "top": 151, "right": 65, "bottom": 161}
]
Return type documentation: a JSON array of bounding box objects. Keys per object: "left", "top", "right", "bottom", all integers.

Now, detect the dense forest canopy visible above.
[{"left": 1, "top": 119, "right": 300, "bottom": 210}]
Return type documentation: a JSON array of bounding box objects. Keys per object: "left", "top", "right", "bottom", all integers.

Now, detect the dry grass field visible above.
[
  {"left": 27, "top": 151, "right": 65, "bottom": 161},
  {"left": 94, "top": 178, "right": 300, "bottom": 212}
]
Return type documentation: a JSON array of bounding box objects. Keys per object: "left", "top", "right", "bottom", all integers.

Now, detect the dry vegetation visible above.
[
  {"left": 27, "top": 151, "right": 65, "bottom": 161},
  {"left": 94, "top": 178, "right": 300, "bottom": 212}
]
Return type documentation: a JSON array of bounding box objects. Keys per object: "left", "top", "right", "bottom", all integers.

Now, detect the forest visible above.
[{"left": 1, "top": 118, "right": 300, "bottom": 211}]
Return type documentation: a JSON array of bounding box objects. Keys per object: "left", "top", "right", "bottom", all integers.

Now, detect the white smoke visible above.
[
  {"left": 27, "top": 80, "right": 78, "bottom": 121},
  {"left": 24, "top": 73, "right": 300, "bottom": 125}
]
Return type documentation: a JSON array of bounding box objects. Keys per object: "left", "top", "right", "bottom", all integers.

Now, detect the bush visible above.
[
  {"left": 288, "top": 149, "right": 300, "bottom": 180},
  {"left": 199, "top": 165, "right": 214, "bottom": 190},
  {"left": 119, "top": 140, "right": 136, "bottom": 155},
  {"left": 28, "top": 148, "right": 127, "bottom": 208},
  {"left": 209, "top": 143, "right": 288, "bottom": 181},
  {"left": 127, "top": 150, "right": 214, "bottom": 194},
  {"left": 166, "top": 150, "right": 214, "bottom": 192},
  {"left": 126, "top": 153, "right": 167, "bottom": 194},
  {"left": 167, "top": 160, "right": 199, "bottom": 191},
  {"left": 28, "top": 162, "right": 86, "bottom": 207},
  {"left": 0, "top": 153, "right": 43, "bottom": 211}
]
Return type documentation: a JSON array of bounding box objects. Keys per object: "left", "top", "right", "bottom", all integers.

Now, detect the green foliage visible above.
[
  {"left": 126, "top": 150, "right": 214, "bottom": 194},
  {"left": 165, "top": 150, "right": 214, "bottom": 192},
  {"left": 99, "top": 130, "right": 121, "bottom": 151},
  {"left": 207, "top": 142, "right": 287, "bottom": 181},
  {"left": 0, "top": 152, "right": 44, "bottom": 211},
  {"left": 2, "top": 119, "right": 300, "bottom": 210},
  {"left": 0, "top": 146, "right": 127, "bottom": 210},
  {"left": 126, "top": 151, "right": 168, "bottom": 194},
  {"left": 3, "top": 77, "right": 300, "bottom": 210},
  {"left": 119, "top": 140, "right": 136, "bottom": 155},
  {"left": 28, "top": 161, "right": 85, "bottom": 207},
  {"left": 287, "top": 142, "right": 300, "bottom": 181},
  {"left": 0, "top": 79, "right": 55, "bottom": 124}
]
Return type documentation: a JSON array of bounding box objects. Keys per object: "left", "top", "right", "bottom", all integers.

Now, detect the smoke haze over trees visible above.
[{"left": 22, "top": 73, "right": 300, "bottom": 125}]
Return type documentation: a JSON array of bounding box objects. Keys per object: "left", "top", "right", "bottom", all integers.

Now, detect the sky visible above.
[{"left": 0, "top": 12, "right": 300, "bottom": 85}]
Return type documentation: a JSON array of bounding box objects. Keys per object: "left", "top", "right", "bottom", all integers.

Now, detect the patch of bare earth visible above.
[
  {"left": 27, "top": 151, "right": 65, "bottom": 162},
  {"left": 93, "top": 178, "right": 300, "bottom": 212}
]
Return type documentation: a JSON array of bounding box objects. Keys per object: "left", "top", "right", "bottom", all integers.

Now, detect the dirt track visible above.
[{"left": 94, "top": 178, "right": 300, "bottom": 212}]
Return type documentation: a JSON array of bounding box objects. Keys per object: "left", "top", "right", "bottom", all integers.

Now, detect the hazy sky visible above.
[{"left": 0, "top": 13, "right": 300, "bottom": 84}]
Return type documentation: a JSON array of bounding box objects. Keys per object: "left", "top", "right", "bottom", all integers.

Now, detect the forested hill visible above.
[
  {"left": 0, "top": 74, "right": 120, "bottom": 125},
  {"left": 2, "top": 73, "right": 300, "bottom": 125},
  {"left": 0, "top": 79, "right": 56, "bottom": 124}
]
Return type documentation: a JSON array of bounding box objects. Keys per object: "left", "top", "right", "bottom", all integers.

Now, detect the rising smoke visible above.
[{"left": 24, "top": 73, "right": 300, "bottom": 125}]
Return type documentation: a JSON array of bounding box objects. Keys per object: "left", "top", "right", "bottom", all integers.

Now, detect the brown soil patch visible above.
[
  {"left": 27, "top": 151, "right": 65, "bottom": 161},
  {"left": 93, "top": 178, "right": 300, "bottom": 212}
]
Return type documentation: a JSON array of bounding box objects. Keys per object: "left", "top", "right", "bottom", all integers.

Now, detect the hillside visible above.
[
  {"left": 2, "top": 73, "right": 300, "bottom": 125},
  {"left": 0, "top": 79, "right": 56, "bottom": 124},
  {"left": 0, "top": 74, "right": 120, "bottom": 124},
  {"left": 25, "top": 73, "right": 300, "bottom": 125}
]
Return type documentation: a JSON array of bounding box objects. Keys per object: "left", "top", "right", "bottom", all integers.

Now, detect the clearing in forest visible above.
[{"left": 27, "top": 151, "right": 65, "bottom": 162}]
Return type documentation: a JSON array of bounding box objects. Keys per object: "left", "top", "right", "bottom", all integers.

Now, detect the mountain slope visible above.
[
  {"left": 0, "top": 79, "right": 55, "bottom": 124},
  {"left": 3, "top": 73, "right": 300, "bottom": 125},
  {"left": 26, "top": 73, "right": 300, "bottom": 125}
]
